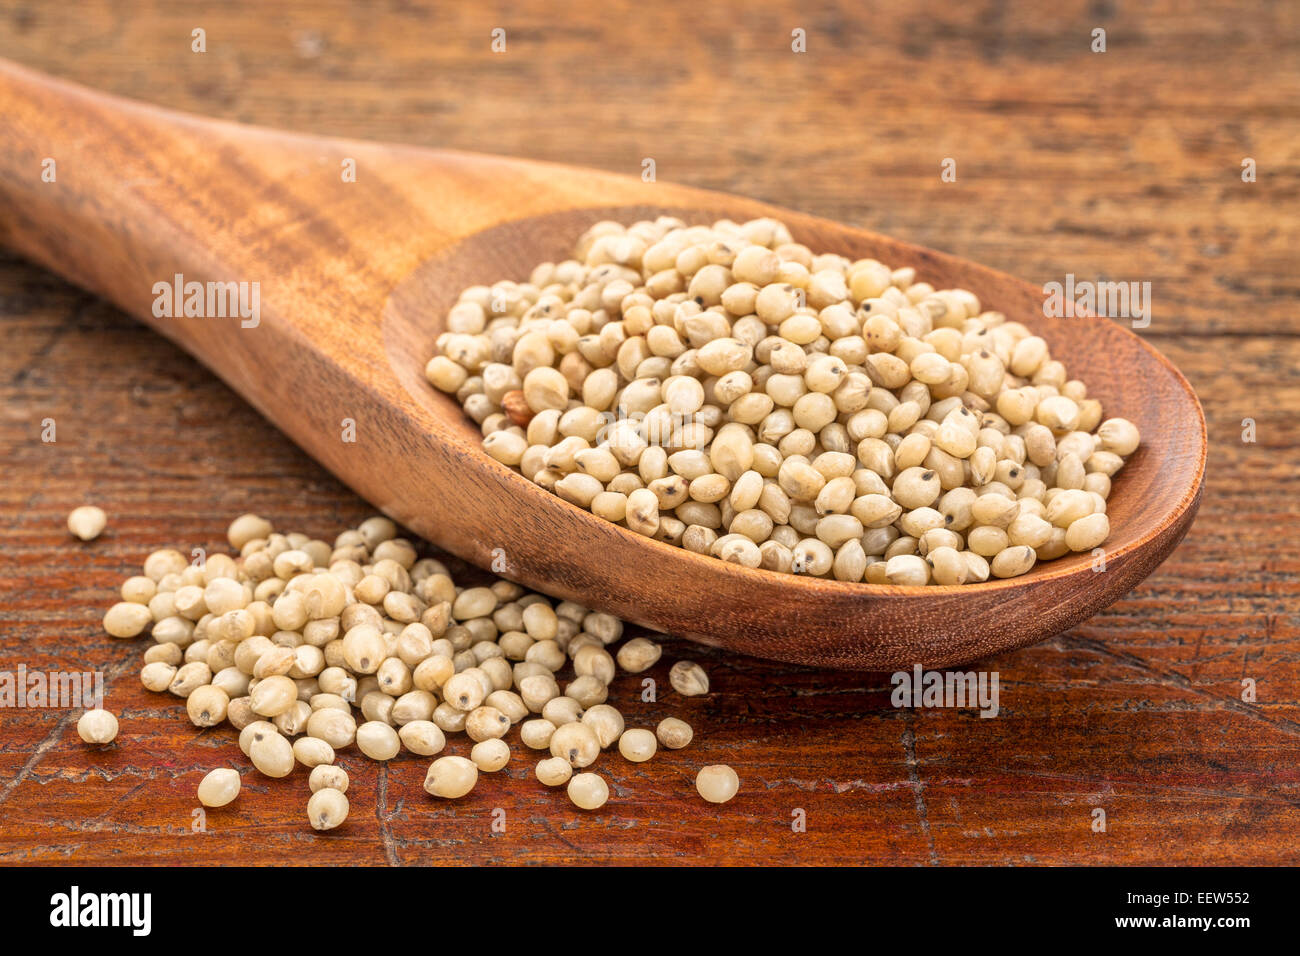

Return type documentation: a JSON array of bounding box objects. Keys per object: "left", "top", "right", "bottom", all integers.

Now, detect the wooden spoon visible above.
[{"left": 0, "top": 59, "right": 1206, "bottom": 670}]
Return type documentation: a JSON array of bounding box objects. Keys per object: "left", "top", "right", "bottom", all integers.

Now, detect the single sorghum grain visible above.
[
  {"left": 669, "top": 660, "right": 710, "bottom": 697},
  {"left": 76, "top": 709, "right": 118, "bottom": 744},
  {"left": 567, "top": 771, "right": 609, "bottom": 809},
  {"left": 696, "top": 764, "right": 740, "bottom": 804},
  {"left": 656, "top": 717, "right": 693, "bottom": 750},
  {"left": 424, "top": 755, "right": 478, "bottom": 798},
  {"left": 197, "top": 768, "right": 241, "bottom": 807},
  {"left": 67, "top": 505, "right": 107, "bottom": 541},
  {"left": 618, "top": 728, "right": 657, "bottom": 762},
  {"left": 307, "top": 787, "right": 349, "bottom": 830}
]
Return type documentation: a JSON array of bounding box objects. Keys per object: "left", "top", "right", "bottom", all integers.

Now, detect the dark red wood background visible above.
[{"left": 1, "top": 0, "right": 1297, "bottom": 865}]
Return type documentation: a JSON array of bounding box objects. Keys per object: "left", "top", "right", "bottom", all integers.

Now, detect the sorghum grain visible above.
[
  {"left": 77, "top": 709, "right": 118, "bottom": 744},
  {"left": 309, "top": 765, "right": 349, "bottom": 794},
  {"left": 470, "top": 738, "right": 511, "bottom": 772},
  {"left": 536, "top": 756, "right": 573, "bottom": 787},
  {"left": 197, "top": 768, "right": 241, "bottom": 807},
  {"left": 618, "top": 728, "right": 657, "bottom": 762},
  {"left": 424, "top": 755, "right": 478, "bottom": 798},
  {"left": 67, "top": 505, "right": 107, "bottom": 541},
  {"left": 696, "top": 764, "right": 740, "bottom": 804},
  {"left": 307, "top": 787, "right": 349, "bottom": 830},
  {"left": 567, "top": 772, "right": 609, "bottom": 810},
  {"left": 656, "top": 717, "right": 694, "bottom": 750},
  {"left": 669, "top": 660, "right": 710, "bottom": 697}
]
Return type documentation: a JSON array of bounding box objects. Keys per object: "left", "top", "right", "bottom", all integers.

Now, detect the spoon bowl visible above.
[{"left": 0, "top": 60, "right": 1206, "bottom": 668}]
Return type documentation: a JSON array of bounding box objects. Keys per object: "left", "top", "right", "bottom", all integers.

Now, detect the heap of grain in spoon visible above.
[{"left": 425, "top": 217, "right": 1140, "bottom": 586}]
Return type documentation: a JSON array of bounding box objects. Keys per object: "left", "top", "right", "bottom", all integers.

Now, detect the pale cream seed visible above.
[
  {"left": 656, "top": 717, "right": 694, "bottom": 750},
  {"left": 307, "top": 787, "right": 349, "bottom": 831},
  {"left": 696, "top": 764, "right": 740, "bottom": 804},
  {"left": 293, "top": 736, "right": 336, "bottom": 768},
  {"left": 471, "top": 738, "right": 511, "bottom": 772},
  {"left": 67, "top": 505, "right": 107, "bottom": 541},
  {"left": 616, "top": 637, "right": 662, "bottom": 673},
  {"left": 567, "top": 772, "right": 609, "bottom": 810},
  {"left": 398, "top": 720, "right": 446, "bottom": 756},
  {"left": 618, "top": 728, "right": 657, "bottom": 762},
  {"left": 424, "top": 755, "right": 478, "bottom": 799},
  {"left": 356, "top": 720, "right": 401, "bottom": 761},
  {"left": 77, "top": 709, "right": 118, "bottom": 744},
  {"left": 669, "top": 660, "right": 710, "bottom": 697},
  {"left": 248, "top": 729, "right": 295, "bottom": 778},
  {"left": 549, "top": 721, "right": 600, "bottom": 768},
  {"left": 536, "top": 756, "right": 573, "bottom": 787},
  {"left": 309, "top": 765, "right": 349, "bottom": 794},
  {"left": 197, "top": 768, "right": 241, "bottom": 807},
  {"left": 104, "top": 602, "right": 153, "bottom": 638}
]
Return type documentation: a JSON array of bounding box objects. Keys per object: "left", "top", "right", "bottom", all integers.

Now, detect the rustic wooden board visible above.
[{"left": 1, "top": 0, "right": 1297, "bottom": 865}]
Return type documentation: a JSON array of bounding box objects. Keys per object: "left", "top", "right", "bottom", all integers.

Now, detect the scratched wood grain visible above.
[{"left": 0, "top": 0, "right": 1297, "bottom": 865}]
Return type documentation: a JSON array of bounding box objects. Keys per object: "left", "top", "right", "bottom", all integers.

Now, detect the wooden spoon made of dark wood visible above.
[{"left": 0, "top": 59, "right": 1206, "bottom": 669}]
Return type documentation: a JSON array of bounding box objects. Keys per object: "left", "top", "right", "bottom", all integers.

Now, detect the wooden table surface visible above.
[{"left": 1, "top": 0, "right": 1297, "bottom": 866}]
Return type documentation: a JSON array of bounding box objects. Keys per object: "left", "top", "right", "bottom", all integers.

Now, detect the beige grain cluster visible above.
[
  {"left": 426, "top": 218, "right": 1141, "bottom": 586},
  {"left": 106, "top": 513, "right": 724, "bottom": 827}
]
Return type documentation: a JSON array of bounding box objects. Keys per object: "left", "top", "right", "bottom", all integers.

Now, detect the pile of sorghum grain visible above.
[
  {"left": 91, "top": 513, "right": 734, "bottom": 829},
  {"left": 426, "top": 217, "right": 1142, "bottom": 586}
]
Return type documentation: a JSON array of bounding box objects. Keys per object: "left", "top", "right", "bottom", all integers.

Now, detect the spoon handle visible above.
[
  {"left": 0, "top": 58, "right": 696, "bottom": 380},
  {"left": 0, "top": 60, "right": 189, "bottom": 317},
  {"left": 0, "top": 59, "right": 421, "bottom": 343}
]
